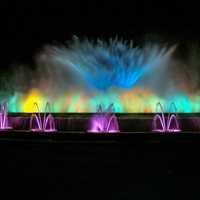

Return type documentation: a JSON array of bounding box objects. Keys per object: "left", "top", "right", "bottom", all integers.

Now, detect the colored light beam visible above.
[{"left": 49, "top": 37, "right": 175, "bottom": 91}]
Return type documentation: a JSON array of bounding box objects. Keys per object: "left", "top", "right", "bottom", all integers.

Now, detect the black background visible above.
[
  {"left": 1, "top": 1, "right": 200, "bottom": 199},
  {"left": 1, "top": 0, "right": 200, "bottom": 67}
]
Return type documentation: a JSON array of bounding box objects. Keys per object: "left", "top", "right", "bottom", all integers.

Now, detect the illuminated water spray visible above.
[
  {"left": 152, "top": 102, "right": 181, "bottom": 133},
  {"left": 49, "top": 37, "right": 174, "bottom": 90},
  {"left": 0, "top": 102, "right": 12, "bottom": 130},
  {"left": 87, "top": 103, "right": 120, "bottom": 133},
  {"left": 30, "top": 102, "right": 57, "bottom": 132}
]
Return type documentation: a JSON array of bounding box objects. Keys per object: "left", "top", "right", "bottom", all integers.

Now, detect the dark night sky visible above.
[{"left": 1, "top": 0, "right": 200, "bottom": 69}]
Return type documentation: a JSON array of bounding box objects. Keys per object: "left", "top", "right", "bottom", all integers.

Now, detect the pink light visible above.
[
  {"left": 87, "top": 104, "right": 120, "bottom": 133},
  {"left": 30, "top": 102, "right": 57, "bottom": 133},
  {"left": 152, "top": 102, "right": 181, "bottom": 133},
  {"left": 0, "top": 102, "right": 12, "bottom": 131}
]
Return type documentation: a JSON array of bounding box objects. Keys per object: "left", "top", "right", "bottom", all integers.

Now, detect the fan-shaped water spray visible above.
[
  {"left": 48, "top": 37, "right": 175, "bottom": 90},
  {"left": 30, "top": 102, "right": 57, "bottom": 132},
  {"left": 3, "top": 37, "right": 200, "bottom": 113}
]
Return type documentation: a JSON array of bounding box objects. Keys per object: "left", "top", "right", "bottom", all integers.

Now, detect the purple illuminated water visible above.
[
  {"left": 0, "top": 102, "right": 12, "bottom": 131},
  {"left": 152, "top": 102, "right": 181, "bottom": 133},
  {"left": 87, "top": 104, "right": 120, "bottom": 133},
  {"left": 30, "top": 102, "right": 57, "bottom": 133}
]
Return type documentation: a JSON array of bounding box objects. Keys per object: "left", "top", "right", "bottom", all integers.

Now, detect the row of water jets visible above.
[
  {"left": 88, "top": 102, "right": 181, "bottom": 133},
  {"left": 0, "top": 102, "right": 181, "bottom": 133},
  {"left": 0, "top": 102, "right": 56, "bottom": 132}
]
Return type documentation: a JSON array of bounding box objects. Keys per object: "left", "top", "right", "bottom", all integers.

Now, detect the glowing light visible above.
[
  {"left": 1, "top": 38, "right": 200, "bottom": 113},
  {"left": 50, "top": 37, "right": 174, "bottom": 90},
  {"left": 88, "top": 104, "right": 120, "bottom": 133},
  {"left": 152, "top": 102, "right": 181, "bottom": 133},
  {"left": 22, "top": 89, "right": 47, "bottom": 112},
  {"left": 0, "top": 102, "right": 12, "bottom": 131},
  {"left": 169, "top": 94, "right": 193, "bottom": 113},
  {"left": 30, "top": 102, "right": 57, "bottom": 132},
  {"left": 1, "top": 87, "right": 200, "bottom": 113}
]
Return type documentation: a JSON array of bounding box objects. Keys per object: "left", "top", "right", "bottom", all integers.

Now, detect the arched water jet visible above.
[
  {"left": 106, "top": 114, "right": 119, "bottom": 133},
  {"left": 0, "top": 102, "right": 12, "bottom": 131},
  {"left": 167, "top": 114, "right": 181, "bottom": 132},
  {"left": 152, "top": 102, "right": 181, "bottom": 133},
  {"left": 87, "top": 104, "right": 120, "bottom": 133},
  {"left": 30, "top": 102, "right": 57, "bottom": 133}
]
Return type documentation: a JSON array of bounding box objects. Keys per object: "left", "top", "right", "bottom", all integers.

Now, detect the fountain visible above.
[
  {"left": 30, "top": 102, "right": 57, "bottom": 132},
  {"left": 152, "top": 102, "right": 181, "bottom": 133},
  {"left": 0, "top": 102, "right": 12, "bottom": 131},
  {"left": 50, "top": 37, "right": 174, "bottom": 91},
  {"left": 0, "top": 38, "right": 178, "bottom": 113},
  {"left": 87, "top": 103, "right": 120, "bottom": 133}
]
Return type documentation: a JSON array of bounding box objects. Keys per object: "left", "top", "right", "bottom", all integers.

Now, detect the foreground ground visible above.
[{"left": 0, "top": 132, "right": 200, "bottom": 199}]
